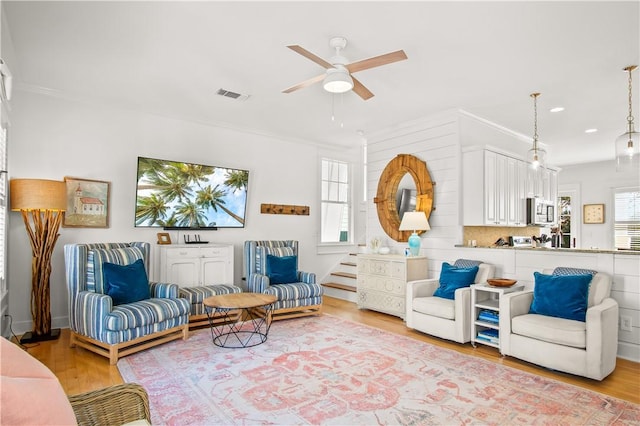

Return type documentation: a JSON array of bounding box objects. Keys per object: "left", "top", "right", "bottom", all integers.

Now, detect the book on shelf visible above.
[
  {"left": 478, "top": 309, "right": 499, "bottom": 324},
  {"left": 477, "top": 329, "right": 499, "bottom": 343},
  {"left": 475, "top": 335, "right": 499, "bottom": 344}
]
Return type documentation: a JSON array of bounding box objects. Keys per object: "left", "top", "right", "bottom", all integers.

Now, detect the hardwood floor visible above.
[{"left": 12, "top": 296, "right": 640, "bottom": 403}]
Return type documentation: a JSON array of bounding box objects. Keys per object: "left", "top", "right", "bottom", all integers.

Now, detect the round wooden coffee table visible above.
[{"left": 203, "top": 293, "right": 277, "bottom": 348}]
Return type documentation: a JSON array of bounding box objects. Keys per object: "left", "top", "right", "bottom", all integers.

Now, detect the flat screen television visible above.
[{"left": 135, "top": 156, "right": 249, "bottom": 228}]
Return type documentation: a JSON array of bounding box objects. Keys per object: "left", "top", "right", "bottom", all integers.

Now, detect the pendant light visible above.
[
  {"left": 527, "top": 92, "right": 546, "bottom": 170},
  {"left": 615, "top": 65, "right": 639, "bottom": 171}
]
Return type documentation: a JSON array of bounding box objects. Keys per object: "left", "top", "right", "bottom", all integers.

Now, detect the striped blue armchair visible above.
[
  {"left": 64, "top": 242, "right": 190, "bottom": 365},
  {"left": 244, "top": 240, "right": 323, "bottom": 320}
]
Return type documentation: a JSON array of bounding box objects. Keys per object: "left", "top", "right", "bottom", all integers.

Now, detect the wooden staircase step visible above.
[
  {"left": 340, "top": 261, "right": 357, "bottom": 267},
  {"left": 322, "top": 282, "right": 357, "bottom": 292},
  {"left": 331, "top": 271, "right": 356, "bottom": 279}
]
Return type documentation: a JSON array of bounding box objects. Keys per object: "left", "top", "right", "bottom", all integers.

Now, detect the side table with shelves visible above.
[{"left": 470, "top": 283, "right": 524, "bottom": 351}]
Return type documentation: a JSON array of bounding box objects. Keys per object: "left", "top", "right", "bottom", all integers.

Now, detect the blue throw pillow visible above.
[
  {"left": 433, "top": 262, "right": 479, "bottom": 300},
  {"left": 103, "top": 259, "right": 150, "bottom": 305},
  {"left": 266, "top": 255, "right": 298, "bottom": 284},
  {"left": 529, "top": 272, "right": 592, "bottom": 322}
]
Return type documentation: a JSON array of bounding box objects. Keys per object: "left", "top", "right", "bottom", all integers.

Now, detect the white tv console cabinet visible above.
[{"left": 154, "top": 243, "right": 234, "bottom": 287}]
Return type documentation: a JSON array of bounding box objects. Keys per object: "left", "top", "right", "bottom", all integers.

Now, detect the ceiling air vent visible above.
[{"left": 216, "top": 88, "right": 250, "bottom": 101}]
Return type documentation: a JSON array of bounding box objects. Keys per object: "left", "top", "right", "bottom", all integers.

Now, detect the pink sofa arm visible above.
[{"left": 0, "top": 337, "right": 77, "bottom": 425}]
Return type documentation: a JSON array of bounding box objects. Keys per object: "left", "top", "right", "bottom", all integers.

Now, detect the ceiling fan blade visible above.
[
  {"left": 282, "top": 73, "right": 326, "bottom": 94},
  {"left": 346, "top": 50, "right": 408, "bottom": 74},
  {"left": 287, "top": 45, "right": 333, "bottom": 69},
  {"left": 352, "top": 77, "right": 374, "bottom": 100}
]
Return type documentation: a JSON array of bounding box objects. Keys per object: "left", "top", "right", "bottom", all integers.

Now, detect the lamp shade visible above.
[
  {"left": 323, "top": 68, "right": 354, "bottom": 93},
  {"left": 399, "top": 211, "right": 430, "bottom": 232},
  {"left": 10, "top": 179, "right": 66, "bottom": 211}
]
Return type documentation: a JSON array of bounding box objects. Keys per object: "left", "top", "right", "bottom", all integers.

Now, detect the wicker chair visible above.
[{"left": 69, "top": 383, "right": 151, "bottom": 426}]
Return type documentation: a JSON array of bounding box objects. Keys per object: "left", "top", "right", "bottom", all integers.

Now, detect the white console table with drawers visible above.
[{"left": 357, "top": 254, "right": 428, "bottom": 319}]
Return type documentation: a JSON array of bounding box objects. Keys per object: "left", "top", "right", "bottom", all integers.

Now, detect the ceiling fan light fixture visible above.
[{"left": 323, "top": 67, "right": 353, "bottom": 94}]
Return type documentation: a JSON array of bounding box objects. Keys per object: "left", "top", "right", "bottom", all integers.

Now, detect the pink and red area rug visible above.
[{"left": 118, "top": 315, "right": 639, "bottom": 425}]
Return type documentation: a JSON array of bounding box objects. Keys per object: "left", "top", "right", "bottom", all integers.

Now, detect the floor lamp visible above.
[{"left": 10, "top": 178, "right": 66, "bottom": 343}]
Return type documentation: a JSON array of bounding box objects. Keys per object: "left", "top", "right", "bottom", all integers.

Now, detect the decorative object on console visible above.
[
  {"left": 63, "top": 177, "right": 109, "bottom": 228},
  {"left": 615, "top": 65, "right": 639, "bottom": 171},
  {"left": 260, "top": 203, "right": 309, "bottom": 215},
  {"left": 184, "top": 234, "right": 208, "bottom": 244},
  {"left": 583, "top": 203, "right": 605, "bottom": 224},
  {"left": 135, "top": 156, "right": 249, "bottom": 228},
  {"left": 526, "top": 92, "right": 547, "bottom": 170},
  {"left": 157, "top": 232, "right": 171, "bottom": 245},
  {"left": 399, "top": 211, "right": 430, "bottom": 256},
  {"left": 10, "top": 178, "right": 66, "bottom": 343},
  {"left": 374, "top": 154, "right": 434, "bottom": 242}
]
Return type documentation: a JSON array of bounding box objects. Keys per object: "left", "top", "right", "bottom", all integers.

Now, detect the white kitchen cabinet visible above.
[
  {"left": 154, "top": 243, "right": 234, "bottom": 287},
  {"left": 527, "top": 166, "right": 558, "bottom": 201},
  {"left": 357, "top": 254, "right": 428, "bottom": 319},
  {"left": 507, "top": 158, "right": 527, "bottom": 226},
  {"left": 463, "top": 148, "right": 525, "bottom": 226}
]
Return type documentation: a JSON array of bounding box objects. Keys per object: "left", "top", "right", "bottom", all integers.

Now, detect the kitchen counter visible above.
[{"left": 454, "top": 245, "right": 640, "bottom": 255}]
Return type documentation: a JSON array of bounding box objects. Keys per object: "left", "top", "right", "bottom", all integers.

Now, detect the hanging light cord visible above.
[
  {"left": 531, "top": 92, "right": 540, "bottom": 151},
  {"left": 626, "top": 66, "right": 635, "bottom": 133}
]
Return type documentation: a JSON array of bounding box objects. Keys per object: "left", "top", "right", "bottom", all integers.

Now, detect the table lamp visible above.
[
  {"left": 10, "top": 178, "right": 66, "bottom": 343},
  {"left": 399, "top": 211, "right": 430, "bottom": 256}
]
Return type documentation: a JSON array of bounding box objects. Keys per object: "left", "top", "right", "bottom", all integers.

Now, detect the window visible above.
[
  {"left": 320, "top": 159, "right": 350, "bottom": 243},
  {"left": 0, "top": 127, "right": 6, "bottom": 296},
  {"left": 614, "top": 188, "right": 640, "bottom": 251},
  {"left": 558, "top": 196, "right": 572, "bottom": 248}
]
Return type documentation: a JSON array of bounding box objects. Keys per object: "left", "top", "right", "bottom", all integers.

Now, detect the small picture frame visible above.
[
  {"left": 583, "top": 203, "right": 605, "bottom": 224},
  {"left": 63, "top": 177, "right": 110, "bottom": 228},
  {"left": 157, "top": 232, "right": 171, "bottom": 245}
]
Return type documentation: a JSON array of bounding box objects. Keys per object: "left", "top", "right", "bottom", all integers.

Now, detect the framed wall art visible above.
[
  {"left": 63, "top": 177, "right": 110, "bottom": 228},
  {"left": 583, "top": 203, "right": 605, "bottom": 224}
]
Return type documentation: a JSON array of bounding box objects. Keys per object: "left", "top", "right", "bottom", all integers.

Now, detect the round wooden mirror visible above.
[{"left": 374, "top": 154, "right": 434, "bottom": 242}]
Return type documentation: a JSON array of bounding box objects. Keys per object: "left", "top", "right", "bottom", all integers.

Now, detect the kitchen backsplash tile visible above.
[{"left": 463, "top": 226, "right": 543, "bottom": 247}]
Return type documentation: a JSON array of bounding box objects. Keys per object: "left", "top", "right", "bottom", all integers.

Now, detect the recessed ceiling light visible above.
[
  {"left": 550, "top": 107, "right": 565, "bottom": 113},
  {"left": 585, "top": 128, "right": 598, "bottom": 133}
]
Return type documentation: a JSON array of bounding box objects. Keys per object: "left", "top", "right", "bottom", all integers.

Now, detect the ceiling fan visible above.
[{"left": 282, "top": 36, "right": 407, "bottom": 101}]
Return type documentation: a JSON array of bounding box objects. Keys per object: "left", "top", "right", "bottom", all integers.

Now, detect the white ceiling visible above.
[{"left": 2, "top": 1, "right": 639, "bottom": 166}]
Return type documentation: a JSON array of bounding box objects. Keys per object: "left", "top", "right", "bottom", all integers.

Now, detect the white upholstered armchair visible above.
[
  {"left": 500, "top": 267, "right": 618, "bottom": 381},
  {"left": 406, "top": 259, "right": 495, "bottom": 344}
]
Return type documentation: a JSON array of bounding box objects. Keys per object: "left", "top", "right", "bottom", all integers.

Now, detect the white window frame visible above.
[
  {"left": 614, "top": 186, "right": 640, "bottom": 251},
  {"left": 319, "top": 158, "right": 352, "bottom": 246}
]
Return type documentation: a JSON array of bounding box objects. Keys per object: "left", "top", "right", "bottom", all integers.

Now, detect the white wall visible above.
[
  {"left": 558, "top": 160, "right": 639, "bottom": 250},
  {"left": 366, "top": 109, "right": 463, "bottom": 274},
  {"left": 7, "top": 90, "right": 360, "bottom": 334}
]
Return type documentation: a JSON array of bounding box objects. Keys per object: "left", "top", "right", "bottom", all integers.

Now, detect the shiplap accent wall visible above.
[
  {"left": 366, "top": 109, "right": 640, "bottom": 362},
  {"left": 366, "top": 109, "right": 464, "bottom": 275}
]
